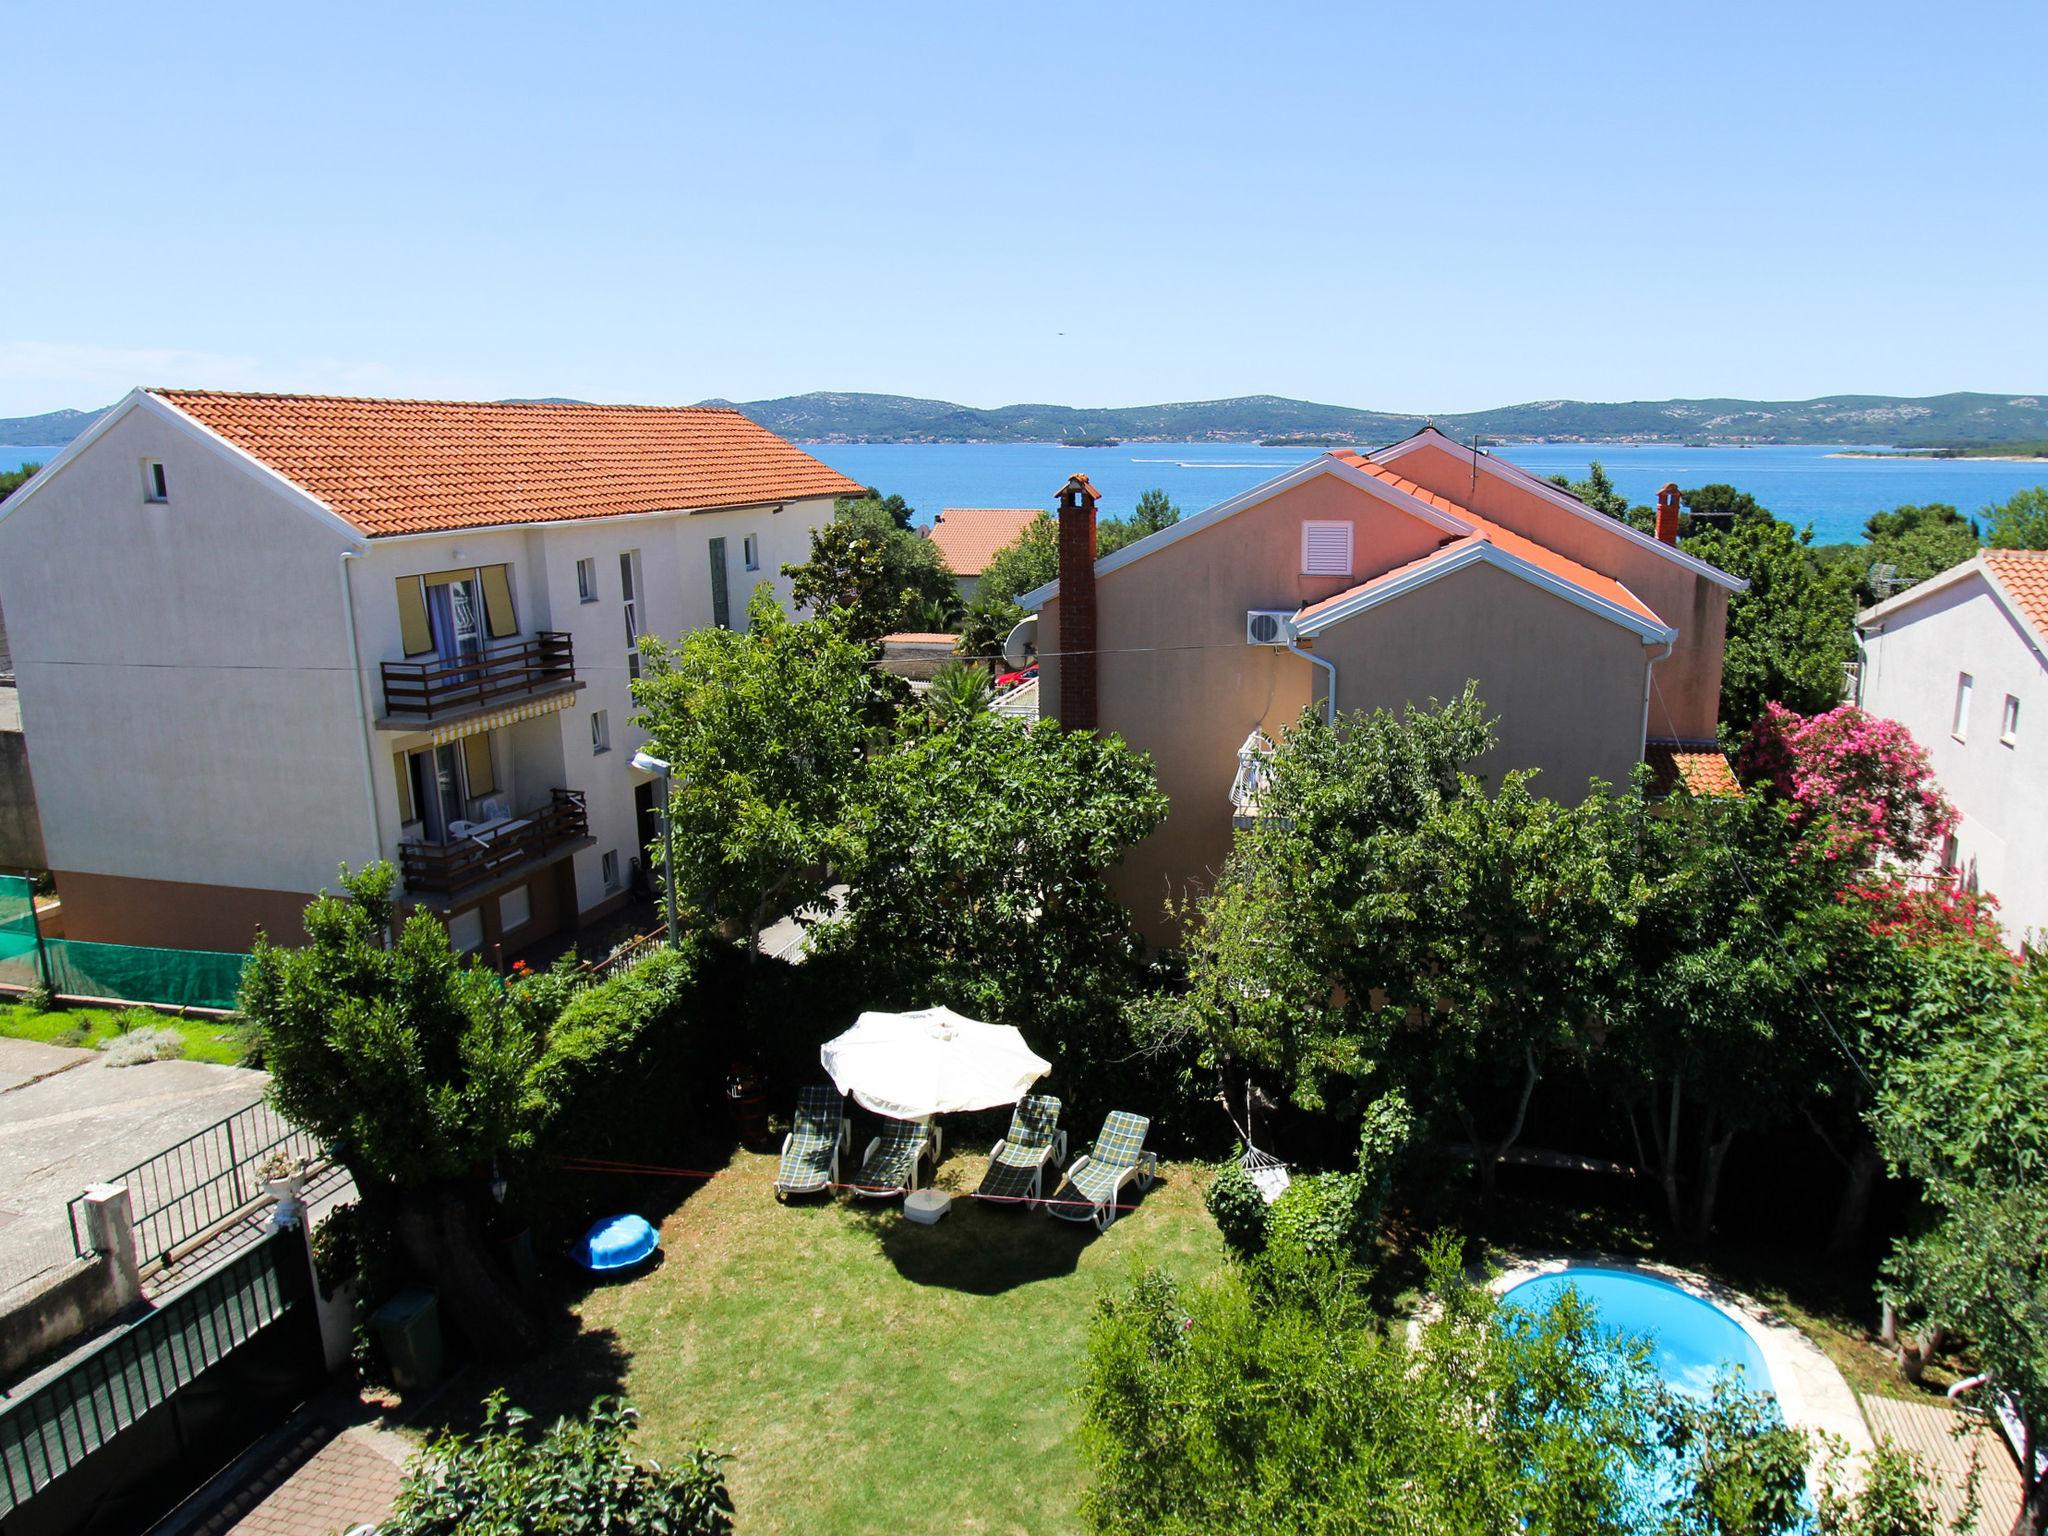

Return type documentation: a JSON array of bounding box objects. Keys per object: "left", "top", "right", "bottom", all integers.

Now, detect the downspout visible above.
[
  {"left": 1640, "top": 636, "right": 1675, "bottom": 755},
  {"left": 1285, "top": 634, "right": 1338, "bottom": 724},
  {"left": 338, "top": 549, "right": 384, "bottom": 866}
]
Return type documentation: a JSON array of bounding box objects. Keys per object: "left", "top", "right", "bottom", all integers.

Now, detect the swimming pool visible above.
[{"left": 1502, "top": 1266, "right": 1774, "bottom": 1398}]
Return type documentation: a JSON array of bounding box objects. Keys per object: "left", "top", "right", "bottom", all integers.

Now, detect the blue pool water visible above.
[{"left": 1502, "top": 1267, "right": 1771, "bottom": 1397}]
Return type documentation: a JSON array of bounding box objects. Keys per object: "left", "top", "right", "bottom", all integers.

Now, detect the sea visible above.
[
  {"left": 5, "top": 439, "right": 2044, "bottom": 547},
  {"left": 800, "top": 441, "right": 2048, "bottom": 547}
]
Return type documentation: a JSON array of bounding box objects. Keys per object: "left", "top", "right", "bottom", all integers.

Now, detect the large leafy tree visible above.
[
  {"left": 0, "top": 462, "right": 38, "bottom": 503},
  {"left": 1680, "top": 499, "right": 1860, "bottom": 730},
  {"left": 1855, "top": 502, "right": 1982, "bottom": 600},
  {"left": 1873, "top": 954, "right": 2048, "bottom": 1536},
  {"left": 1550, "top": 461, "right": 1649, "bottom": 528},
  {"left": 815, "top": 710, "right": 1166, "bottom": 1096},
  {"left": 783, "top": 491, "right": 959, "bottom": 641},
  {"left": 632, "top": 589, "right": 876, "bottom": 952},
  {"left": 1987, "top": 486, "right": 2048, "bottom": 549},
  {"left": 241, "top": 864, "right": 552, "bottom": 1356}
]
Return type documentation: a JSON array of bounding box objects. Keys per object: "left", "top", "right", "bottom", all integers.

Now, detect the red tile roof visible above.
[
  {"left": 1324, "top": 449, "right": 1666, "bottom": 628},
  {"left": 1646, "top": 740, "right": 1744, "bottom": 797},
  {"left": 1983, "top": 549, "right": 2048, "bottom": 646},
  {"left": 926, "top": 507, "right": 1044, "bottom": 577},
  {"left": 149, "top": 390, "right": 864, "bottom": 538}
]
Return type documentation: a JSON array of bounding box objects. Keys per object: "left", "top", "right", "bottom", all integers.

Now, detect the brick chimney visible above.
[
  {"left": 1655, "top": 482, "right": 1681, "bottom": 545},
  {"left": 1056, "top": 473, "right": 1100, "bottom": 730}
]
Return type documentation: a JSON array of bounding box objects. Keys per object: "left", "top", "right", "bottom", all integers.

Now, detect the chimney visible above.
[
  {"left": 1655, "top": 483, "right": 1681, "bottom": 545},
  {"left": 1056, "top": 473, "right": 1100, "bottom": 730}
]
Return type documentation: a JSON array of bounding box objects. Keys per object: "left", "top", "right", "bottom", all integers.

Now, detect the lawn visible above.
[
  {"left": 444, "top": 1147, "right": 1226, "bottom": 1536},
  {"left": 0, "top": 999, "right": 251, "bottom": 1066}
]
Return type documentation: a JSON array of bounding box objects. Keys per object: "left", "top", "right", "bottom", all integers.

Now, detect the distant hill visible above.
[
  {"left": 720, "top": 390, "right": 2048, "bottom": 448},
  {"left": 12, "top": 390, "right": 2048, "bottom": 450},
  {"left": 0, "top": 408, "right": 103, "bottom": 447}
]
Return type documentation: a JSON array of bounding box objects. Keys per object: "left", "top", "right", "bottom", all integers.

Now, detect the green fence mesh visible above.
[{"left": 0, "top": 875, "right": 250, "bottom": 1010}]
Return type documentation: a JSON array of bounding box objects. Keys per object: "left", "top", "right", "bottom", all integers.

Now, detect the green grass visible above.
[
  {"left": 0, "top": 999, "right": 251, "bottom": 1066},
  {"left": 440, "top": 1149, "right": 1226, "bottom": 1536}
]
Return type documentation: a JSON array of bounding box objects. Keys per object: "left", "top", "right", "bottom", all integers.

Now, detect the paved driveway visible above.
[{"left": 0, "top": 1037, "right": 269, "bottom": 1298}]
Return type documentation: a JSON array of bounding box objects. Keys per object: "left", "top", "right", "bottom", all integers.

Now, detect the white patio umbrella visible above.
[{"left": 820, "top": 1006, "right": 1052, "bottom": 1120}]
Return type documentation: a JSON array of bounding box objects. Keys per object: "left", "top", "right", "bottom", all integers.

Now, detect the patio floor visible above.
[{"left": 1860, "top": 1391, "right": 2022, "bottom": 1536}]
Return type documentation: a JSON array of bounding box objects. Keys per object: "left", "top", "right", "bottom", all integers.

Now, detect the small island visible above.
[{"left": 1059, "top": 435, "right": 1121, "bottom": 447}]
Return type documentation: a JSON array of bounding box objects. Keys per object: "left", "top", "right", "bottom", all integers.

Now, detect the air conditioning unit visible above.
[{"left": 1246, "top": 610, "right": 1295, "bottom": 646}]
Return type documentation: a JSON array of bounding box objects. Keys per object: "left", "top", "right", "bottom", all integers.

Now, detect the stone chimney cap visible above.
[{"left": 1057, "top": 473, "right": 1101, "bottom": 504}]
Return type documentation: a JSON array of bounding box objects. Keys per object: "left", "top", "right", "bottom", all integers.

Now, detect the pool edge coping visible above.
[{"left": 1488, "top": 1250, "right": 1874, "bottom": 1460}]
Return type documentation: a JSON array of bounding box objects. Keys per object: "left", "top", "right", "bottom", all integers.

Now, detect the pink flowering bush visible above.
[
  {"left": 1736, "top": 703, "right": 1956, "bottom": 868},
  {"left": 1839, "top": 877, "right": 2004, "bottom": 951}
]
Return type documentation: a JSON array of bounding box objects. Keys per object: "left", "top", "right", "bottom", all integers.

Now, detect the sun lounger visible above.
[
  {"left": 1047, "top": 1110, "right": 1156, "bottom": 1230},
  {"left": 971, "top": 1094, "right": 1067, "bottom": 1211},
  {"left": 853, "top": 1117, "right": 934, "bottom": 1198},
  {"left": 774, "top": 1085, "right": 850, "bottom": 1200}
]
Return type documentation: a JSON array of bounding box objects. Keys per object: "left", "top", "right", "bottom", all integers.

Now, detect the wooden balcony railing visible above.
[
  {"left": 381, "top": 631, "right": 576, "bottom": 722},
  {"left": 399, "top": 789, "right": 588, "bottom": 897}
]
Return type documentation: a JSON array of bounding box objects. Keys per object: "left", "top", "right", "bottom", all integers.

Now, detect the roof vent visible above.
[{"left": 1246, "top": 610, "right": 1294, "bottom": 646}]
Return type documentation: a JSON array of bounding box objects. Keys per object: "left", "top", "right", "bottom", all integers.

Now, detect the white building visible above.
[
  {"left": 0, "top": 388, "right": 859, "bottom": 958},
  {"left": 1855, "top": 549, "right": 2048, "bottom": 946}
]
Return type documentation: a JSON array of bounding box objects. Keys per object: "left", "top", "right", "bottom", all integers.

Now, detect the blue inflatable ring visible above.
[{"left": 573, "top": 1213, "right": 658, "bottom": 1273}]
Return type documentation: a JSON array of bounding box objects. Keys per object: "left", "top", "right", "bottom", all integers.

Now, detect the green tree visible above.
[
  {"left": 1872, "top": 954, "right": 2048, "bottom": 1536},
  {"left": 240, "top": 864, "right": 552, "bottom": 1356},
  {"left": 1987, "top": 486, "right": 2048, "bottom": 549},
  {"left": 1681, "top": 501, "right": 1859, "bottom": 729},
  {"left": 1105, "top": 487, "right": 1182, "bottom": 545},
  {"left": 1551, "top": 461, "right": 1648, "bottom": 527},
  {"left": 1855, "top": 502, "right": 1981, "bottom": 601},
  {"left": 0, "top": 462, "right": 38, "bottom": 503},
  {"left": 924, "top": 659, "right": 993, "bottom": 722},
  {"left": 814, "top": 711, "right": 1165, "bottom": 1098},
  {"left": 784, "top": 492, "right": 959, "bottom": 641},
  {"left": 959, "top": 513, "right": 1058, "bottom": 661},
  {"left": 632, "top": 589, "right": 876, "bottom": 953},
  {"left": 381, "top": 1395, "right": 733, "bottom": 1535}
]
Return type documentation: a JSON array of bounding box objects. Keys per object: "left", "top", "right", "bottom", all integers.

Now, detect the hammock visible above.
[{"left": 1225, "top": 1071, "right": 1292, "bottom": 1204}]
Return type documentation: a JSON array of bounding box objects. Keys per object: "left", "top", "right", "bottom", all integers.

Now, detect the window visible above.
[
  {"left": 498, "top": 885, "right": 531, "bottom": 933},
  {"left": 590, "top": 708, "right": 610, "bottom": 754},
  {"left": 601, "top": 849, "right": 621, "bottom": 891},
  {"left": 142, "top": 460, "right": 168, "bottom": 503},
  {"left": 395, "top": 564, "right": 518, "bottom": 659},
  {"left": 1941, "top": 832, "right": 1960, "bottom": 874},
  {"left": 1301, "top": 521, "right": 1354, "bottom": 577},
  {"left": 447, "top": 907, "right": 484, "bottom": 953},
  {"left": 743, "top": 532, "right": 760, "bottom": 572},
  {"left": 576, "top": 557, "right": 598, "bottom": 603},
  {"left": 620, "top": 550, "right": 642, "bottom": 655},
  {"left": 2002, "top": 694, "right": 2020, "bottom": 746},
  {"left": 1952, "top": 672, "right": 1974, "bottom": 741},
  {"left": 708, "top": 537, "right": 731, "bottom": 628}
]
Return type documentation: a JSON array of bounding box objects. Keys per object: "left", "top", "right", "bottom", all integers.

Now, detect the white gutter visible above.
[
  {"left": 1640, "top": 637, "right": 1676, "bottom": 754},
  {"left": 338, "top": 549, "right": 384, "bottom": 865},
  {"left": 1286, "top": 634, "right": 1338, "bottom": 724}
]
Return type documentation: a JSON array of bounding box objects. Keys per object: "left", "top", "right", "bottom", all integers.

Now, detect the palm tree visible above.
[{"left": 926, "top": 661, "right": 994, "bottom": 723}]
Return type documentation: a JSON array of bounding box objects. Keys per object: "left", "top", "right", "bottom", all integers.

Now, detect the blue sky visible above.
[{"left": 4, "top": 1, "right": 2044, "bottom": 417}]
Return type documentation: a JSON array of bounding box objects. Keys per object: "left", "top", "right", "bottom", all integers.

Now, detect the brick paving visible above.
[{"left": 174, "top": 1393, "right": 415, "bottom": 1536}]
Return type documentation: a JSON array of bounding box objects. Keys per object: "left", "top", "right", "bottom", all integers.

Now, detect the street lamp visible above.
[{"left": 631, "top": 749, "right": 679, "bottom": 949}]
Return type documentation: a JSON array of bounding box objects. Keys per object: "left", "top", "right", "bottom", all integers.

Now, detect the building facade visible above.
[
  {"left": 1856, "top": 549, "right": 2048, "bottom": 946},
  {"left": 1024, "top": 428, "right": 1744, "bottom": 942},
  {"left": 0, "top": 389, "right": 859, "bottom": 956}
]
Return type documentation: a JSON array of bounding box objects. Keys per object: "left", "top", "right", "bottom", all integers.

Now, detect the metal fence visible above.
[
  {"left": 572, "top": 925, "right": 667, "bottom": 991},
  {"left": 0, "top": 1228, "right": 301, "bottom": 1520},
  {"left": 65, "top": 1101, "right": 323, "bottom": 1273}
]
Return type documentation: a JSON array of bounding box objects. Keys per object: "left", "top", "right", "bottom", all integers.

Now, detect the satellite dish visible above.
[{"left": 1002, "top": 616, "right": 1038, "bottom": 670}]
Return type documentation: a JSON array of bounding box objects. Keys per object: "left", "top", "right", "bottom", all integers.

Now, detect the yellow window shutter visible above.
[
  {"left": 480, "top": 564, "right": 518, "bottom": 638},
  {"left": 394, "top": 753, "right": 415, "bottom": 824},
  {"left": 396, "top": 578, "right": 432, "bottom": 657},
  {"left": 462, "top": 733, "right": 497, "bottom": 797}
]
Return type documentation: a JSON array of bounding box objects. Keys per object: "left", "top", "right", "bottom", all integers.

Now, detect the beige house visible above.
[
  {"left": 0, "top": 389, "right": 860, "bottom": 956},
  {"left": 925, "top": 507, "right": 1042, "bottom": 601},
  {"left": 1023, "top": 427, "right": 1744, "bottom": 941}
]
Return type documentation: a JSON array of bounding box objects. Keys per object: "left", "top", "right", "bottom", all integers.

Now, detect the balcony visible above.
[
  {"left": 399, "top": 789, "right": 591, "bottom": 900},
  {"left": 379, "top": 632, "right": 578, "bottom": 727}
]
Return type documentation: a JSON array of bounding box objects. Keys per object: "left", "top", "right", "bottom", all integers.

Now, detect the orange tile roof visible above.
[
  {"left": 1983, "top": 549, "right": 2048, "bottom": 646},
  {"left": 1645, "top": 740, "right": 1744, "bottom": 797},
  {"left": 926, "top": 507, "right": 1044, "bottom": 577},
  {"left": 149, "top": 389, "right": 864, "bottom": 538},
  {"left": 1325, "top": 449, "right": 1665, "bottom": 628},
  {"left": 878, "top": 632, "right": 961, "bottom": 647}
]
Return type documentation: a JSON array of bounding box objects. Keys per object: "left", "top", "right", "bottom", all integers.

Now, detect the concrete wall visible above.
[
  {"left": 0, "top": 406, "right": 373, "bottom": 948},
  {"left": 1389, "top": 443, "right": 1729, "bottom": 740},
  {"left": 1859, "top": 573, "right": 2047, "bottom": 946},
  {"left": 0, "top": 700, "right": 45, "bottom": 871}
]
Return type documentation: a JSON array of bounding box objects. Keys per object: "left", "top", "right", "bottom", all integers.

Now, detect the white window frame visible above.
[
  {"left": 600, "top": 848, "right": 621, "bottom": 891},
  {"left": 142, "top": 459, "right": 168, "bottom": 503},
  {"left": 576, "top": 557, "right": 598, "bottom": 603},
  {"left": 1300, "top": 521, "right": 1354, "bottom": 577},
  {"left": 590, "top": 708, "right": 610, "bottom": 755},
  {"left": 2001, "top": 693, "right": 2020, "bottom": 746},
  {"left": 743, "top": 532, "right": 760, "bottom": 572},
  {"left": 1952, "top": 672, "right": 1974, "bottom": 742}
]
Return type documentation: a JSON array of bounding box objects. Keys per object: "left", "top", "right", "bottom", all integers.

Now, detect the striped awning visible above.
[{"left": 426, "top": 689, "right": 576, "bottom": 746}]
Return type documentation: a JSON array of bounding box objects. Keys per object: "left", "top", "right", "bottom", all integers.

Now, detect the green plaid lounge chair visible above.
[
  {"left": 774, "top": 1085, "right": 850, "bottom": 1200},
  {"left": 1048, "top": 1111, "right": 1156, "bottom": 1230},
  {"left": 853, "top": 1117, "right": 934, "bottom": 1198},
  {"left": 971, "top": 1095, "right": 1068, "bottom": 1211}
]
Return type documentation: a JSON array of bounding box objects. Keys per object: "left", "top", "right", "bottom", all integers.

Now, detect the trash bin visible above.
[{"left": 370, "top": 1288, "right": 444, "bottom": 1393}]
